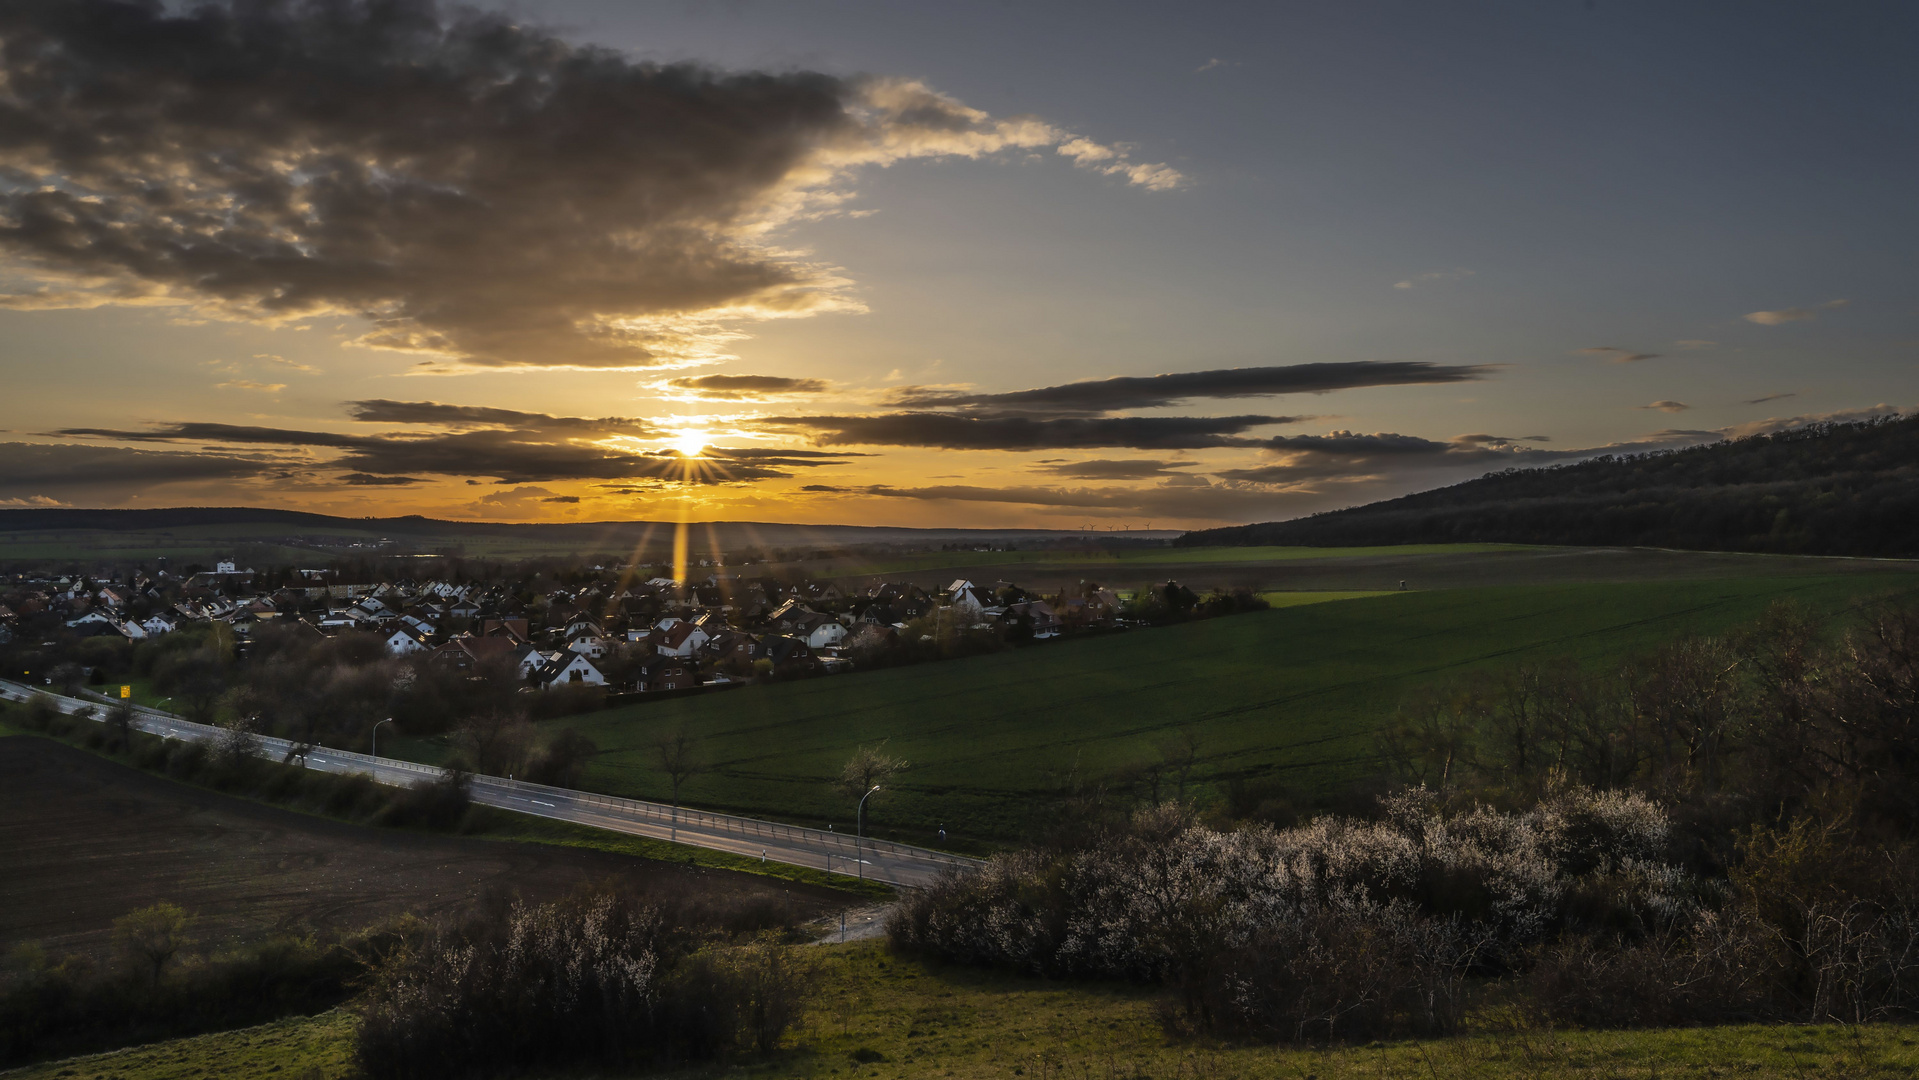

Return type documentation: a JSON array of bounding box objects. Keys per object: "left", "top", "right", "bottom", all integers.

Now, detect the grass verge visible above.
[{"left": 10, "top": 941, "right": 1918, "bottom": 1080}]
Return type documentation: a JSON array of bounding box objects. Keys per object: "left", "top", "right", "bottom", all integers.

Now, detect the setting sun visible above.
[{"left": 671, "top": 429, "right": 708, "bottom": 458}]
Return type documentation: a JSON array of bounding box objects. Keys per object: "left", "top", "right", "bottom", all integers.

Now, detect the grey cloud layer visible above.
[
  {"left": 888, "top": 361, "right": 1489, "bottom": 415},
  {"left": 1214, "top": 428, "right": 1719, "bottom": 485},
  {"left": 759, "top": 413, "right": 1299, "bottom": 450},
  {"left": 663, "top": 374, "right": 829, "bottom": 400},
  {"left": 52, "top": 410, "right": 863, "bottom": 485},
  {"left": 0, "top": 441, "right": 276, "bottom": 501},
  {"left": 346, "top": 400, "right": 661, "bottom": 436},
  {"left": 1033, "top": 458, "right": 1200, "bottom": 479},
  {"left": 811, "top": 481, "right": 1303, "bottom": 521},
  {"left": 0, "top": 1, "right": 1169, "bottom": 370}
]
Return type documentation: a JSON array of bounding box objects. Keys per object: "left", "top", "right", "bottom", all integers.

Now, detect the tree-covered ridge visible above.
[{"left": 1179, "top": 415, "right": 1919, "bottom": 555}]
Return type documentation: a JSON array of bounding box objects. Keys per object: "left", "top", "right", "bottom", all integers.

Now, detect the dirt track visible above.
[{"left": 0, "top": 736, "right": 839, "bottom": 958}]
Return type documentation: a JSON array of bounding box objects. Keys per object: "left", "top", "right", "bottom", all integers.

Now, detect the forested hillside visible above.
[{"left": 1180, "top": 415, "right": 1919, "bottom": 556}]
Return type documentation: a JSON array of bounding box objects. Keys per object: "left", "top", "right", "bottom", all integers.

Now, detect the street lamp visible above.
[
  {"left": 371, "top": 717, "right": 394, "bottom": 758},
  {"left": 857, "top": 784, "right": 880, "bottom": 884}
]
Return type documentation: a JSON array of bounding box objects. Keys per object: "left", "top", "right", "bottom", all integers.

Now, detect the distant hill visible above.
[
  {"left": 0, "top": 507, "right": 1149, "bottom": 545},
  {"left": 0, "top": 507, "right": 1177, "bottom": 567},
  {"left": 1178, "top": 416, "right": 1919, "bottom": 557}
]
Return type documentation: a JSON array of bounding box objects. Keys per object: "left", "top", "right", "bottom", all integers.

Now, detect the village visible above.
[{"left": 0, "top": 559, "right": 1144, "bottom": 697}]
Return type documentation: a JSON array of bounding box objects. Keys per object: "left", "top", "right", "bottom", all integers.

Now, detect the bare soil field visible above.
[{"left": 0, "top": 736, "right": 840, "bottom": 959}]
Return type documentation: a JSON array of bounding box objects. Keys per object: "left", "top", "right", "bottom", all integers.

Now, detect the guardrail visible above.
[{"left": 1, "top": 679, "right": 980, "bottom": 876}]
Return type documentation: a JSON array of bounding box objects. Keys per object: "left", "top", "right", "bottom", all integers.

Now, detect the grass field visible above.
[
  {"left": 796, "top": 543, "right": 1536, "bottom": 577},
  {"left": 439, "top": 571, "right": 1919, "bottom": 849},
  {"left": 11, "top": 940, "right": 1918, "bottom": 1080}
]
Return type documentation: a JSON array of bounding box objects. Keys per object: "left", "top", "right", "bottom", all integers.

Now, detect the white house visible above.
[
  {"left": 385, "top": 626, "right": 430, "bottom": 656},
  {"left": 566, "top": 626, "right": 610, "bottom": 659},
  {"left": 140, "top": 614, "right": 178, "bottom": 636},
  {"left": 950, "top": 584, "right": 995, "bottom": 615},
  {"left": 510, "top": 644, "right": 549, "bottom": 681},
  {"left": 657, "top": 621, "right": 709, "bottom": 658},
  {"left": 541, "top": 652, "right": 606, "bottom": 689},
  {"left": 805, "top": 621, "right": 848, "bottom": 650}
]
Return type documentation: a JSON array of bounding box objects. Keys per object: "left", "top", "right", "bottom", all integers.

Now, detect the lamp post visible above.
[
  {"left": 857, "top": 784, "right": 880, "bottom": 883},
  {"left": 371, "top": 717, "right": 393, "bottom": 758}
]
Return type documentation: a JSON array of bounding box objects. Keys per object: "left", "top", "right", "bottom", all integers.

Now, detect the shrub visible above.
[
  {"left": 1, "top": 909, "right": 385, "bottom": 1066},
  {"left": 354, "top": 894, "right": 818, "bottom": 1079},
  {"left": 893, "top": 789, "right": 1696, "bottom": 1040},
  {"left": 374, "top": 769, "right": 472, "bottom": 831}
]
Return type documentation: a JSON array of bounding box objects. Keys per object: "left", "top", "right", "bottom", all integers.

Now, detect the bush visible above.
[
  {"left": 1, "top": 908, "right": 396, "bottom": 1066},
  {"left": 375, "top": 770, "right": 472, "bottom": 831},
  {"left": 354, "top": 894, "right": 813, "bottom": 1079},
  {"left": 892, "top": 790, "right": 1697, "bottom": 1041}
]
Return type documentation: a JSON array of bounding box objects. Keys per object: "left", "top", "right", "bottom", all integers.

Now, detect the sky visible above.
[{"left": 1, "top": 0, "right": 1914, "bottom": 529}]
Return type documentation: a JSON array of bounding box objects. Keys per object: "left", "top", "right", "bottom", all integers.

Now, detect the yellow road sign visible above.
[{"left": 120, "top": 685, "right": 131, "bottom": 699}]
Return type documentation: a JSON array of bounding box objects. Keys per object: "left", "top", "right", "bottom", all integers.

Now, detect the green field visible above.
[
  {"left": 468, "top": 572, "right": 1919, "bottom": 848},
  {"left": 12, "top": 942, "right": 1917, "bottom": 1080},
  {"left": 798, "top": 542, "right": 1535, "bottom": 577}
]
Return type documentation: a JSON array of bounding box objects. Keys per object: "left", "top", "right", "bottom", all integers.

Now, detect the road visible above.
[{"left": 0, "top": 680, "right": 979, "bottom": 888}]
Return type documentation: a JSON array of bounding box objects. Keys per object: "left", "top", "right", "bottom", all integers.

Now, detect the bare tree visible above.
[
  {"left": 654, "top": 724, "right": 706, "bottom": 834},
  {"left": 113, "top": 901, "right": 191, "bottom": 988},
  {"left": 835, "top": 741, "right": 908, "bottom": 803}
]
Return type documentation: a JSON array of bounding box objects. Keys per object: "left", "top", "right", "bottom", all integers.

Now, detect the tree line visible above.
[{"left": 1179, "top": 415, "right": 1919, "bottom": 556}]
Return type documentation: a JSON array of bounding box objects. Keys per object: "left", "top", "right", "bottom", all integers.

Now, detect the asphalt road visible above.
[{"left": 0, "top": 680, "right": 977, "bottom": 888}]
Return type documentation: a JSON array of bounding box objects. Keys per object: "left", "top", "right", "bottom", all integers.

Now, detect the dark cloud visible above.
[
  {"left": 759, "top": 413, "right": 1297, "bottom": 450},
  {"left": 0, "top": 441, "right": 273, "bottom": 501},
  {"left": 543, "top": 495, "right": 581, "bottom": 504},
  {"left": 888, "top": 361, "right": 1489, "bottom": 415},
  {"left": 1215, "top": 428, "right": 1728, "bottom": 486},
  {"left": 663, "top": 374, "right": 829, "bottom": 399},
  {"left": 848, "top": 481, "right": 1302, "bottom": 521},
  {"left": 53, "top": 421, "right": 823, "bottom": 484},
  {"left": 1455, "top": 433, "right": 1551, "bottom": 445},
  {"left": 801, "top": 484, "right": 848, "bottom": 492},
  {"left": 703, "top": 447, "right": 872, "bottom": 465},
  {"left": 1639, "top": 401, "right": 1692, "bottom": 413},
  {"left": 1261, "top": 431, "right": 1456, "bottom": 456},
  {"left": 0, "top": 1, "right": 1150, "bottom": 370},
  {"left": 338, "top": 473, "right": 423, "bottom": 486},
  {"left": 1032, "top": 458, "right": 1199, "bottom": 480},
  {"left": 1745, "top": 392, "right": 1798, "bottom": 405},
  {"left": 1576, "top": 347, "right": 1662, "bottom": 364},
  {"left": 346, "top": 400, "right": 659, "bottom": 436},
  {"left": 54, "top": 423, "right": 365, "bottom": 448}
]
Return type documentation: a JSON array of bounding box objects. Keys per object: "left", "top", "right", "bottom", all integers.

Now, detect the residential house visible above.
[
  {"left": 636, "top": 655, "right": 699, "bottom": 692},
  {"left": 566, "top": 623, "right": 610, "bottom": 659},
  {"left": 657, "top": 620, "right": 709, "bottom": 658},
  {"left": 949, "top": 582, "right": 996, "bottom": 616},
  {"left": 757, "top": 634, "right": 816, "bottom": 672},
  {"left": 385, "top": 625, "right": 430, "bottom": 656},
  {"left": 805, "top": 619, "right": 848, "bottom": 650},
  {"left": 539, "top": 652, "right": 606, "bottom": 689},
  {"left": 1003, "top": 599, "right": 1062, "bottom": 639},
  {"left": 429, "top": 635, "right": 517, "bottom": 670}
]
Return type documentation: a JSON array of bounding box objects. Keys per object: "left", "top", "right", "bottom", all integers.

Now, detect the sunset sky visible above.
[{"left": 1, "top": 0, "right": 1914, "bottom": 528}]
